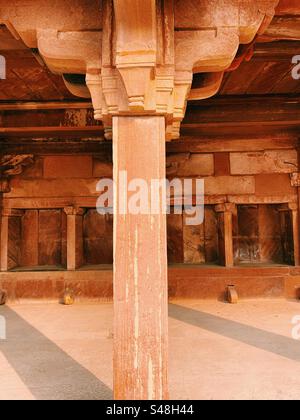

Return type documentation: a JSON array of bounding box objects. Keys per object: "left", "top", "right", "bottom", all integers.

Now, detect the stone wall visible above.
[{"left": 1, "top": 142, "right": 299, "bottom": 300}]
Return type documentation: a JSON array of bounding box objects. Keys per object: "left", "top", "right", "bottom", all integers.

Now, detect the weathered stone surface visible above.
[
  {"left": 183, "top": 217, "right": 205, "bottom": 264},
  {"left": 83, "top": 210, "right": 113, "bottom": 265},
  {"left": 214, "top": 153, "right": 230, "bottom": 176},
  {"left": 38, "top": 210, "right": 62, "bottom": 266},
  {"left": 5, "top": 179, "right": 99, "bottom": 198},
  {"left": 177, "top": 154, "right": 214, "bottom": 177},
  {"left": 255, "top": 174, "right": 296, "bottom": 195},
  {"left": 167, "top": 214, "right": 184, "bottom": 264},
  {"left": 0, "top": 0, "right": 279, "bottom": 138},
  {"left": 204, "top": 176, "right": 255, "bottom": 195},
  {"left": 0, "top": 267, "right": 294, "bottom": 301},
  {"left": 8, "top": 216, "right": 21, "bottom": 270},
  {"left": 44, "top": 156, "right": 93, "bottom": 179},
  {"left": 230, "top": 150, "right": 298, "bottom": 175},
  {"left": 22, "top": 158, "right": 44, "bottom": 179},
  {"left": 113, "top": 116, "right": 168, "bottom": 400},
  {"left": 93, "top": 160, "right": 113, "bottom": 178},
  {"left": 21, "top": 210, "right": 39, "bottom": 267}
]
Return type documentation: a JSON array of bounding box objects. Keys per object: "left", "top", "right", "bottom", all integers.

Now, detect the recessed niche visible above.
[
  {"left": 10, "top": 209, "right": 67, "bottom": 271},
  {"left": 83, "top": 210, "right": 113, "bottom": 266},
  {"left": 233, "top": 204, "right": 294, "bottom": 266},
  {"left": 167, "top": 206, "right": 219, "bottom": 265}
]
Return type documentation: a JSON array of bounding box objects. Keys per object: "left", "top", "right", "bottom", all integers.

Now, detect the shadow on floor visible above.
[
  {"left": 169, "top": 303, "right": 300, "bottom": 362},
  {"left": 0, "top": 306, "right": 112, "bottom": 400}
]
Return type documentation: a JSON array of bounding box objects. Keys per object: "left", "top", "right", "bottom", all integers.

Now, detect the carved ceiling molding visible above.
[
  {"left": 0, "top": 154, "right": 34, "bottom": 193},
  {"left": 0, "top": 0, "right": 280, "bottom": 140}
]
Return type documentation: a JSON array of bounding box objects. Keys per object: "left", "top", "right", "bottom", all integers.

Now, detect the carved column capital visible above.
[
  {"left": 63, "top": 206, "right": 85, "bottom": 216},
  {"left": 0, "top": 0, "right": 278, "bottom": 140},
  {"left": 215, "top": 203, "right": 236, "bottom": 214},
  {"left": 1, "top": 208, "right": 24, "bottom": 217},
  {"left": 278, "top": 203, "right": 298, "bottom": 212}
]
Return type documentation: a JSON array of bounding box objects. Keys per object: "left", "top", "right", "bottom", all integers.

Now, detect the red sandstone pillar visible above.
[
  {"left": 296, "top": 149, "right": 300, "bottom": 266},
  {"left": 289, "top": 203, "right": 300, "bottom": 266},
  {"left": 113, "top": 116, "right": 168, "bottom": 400},
  {"left": 215, "top": 203, "right": 235, "bottom": 267},
  {"left": 64, "top": 207, "right": 84, "bottom": 270},
  {"left": 0, "top": 210, "right": 9, "bottom": 272}
]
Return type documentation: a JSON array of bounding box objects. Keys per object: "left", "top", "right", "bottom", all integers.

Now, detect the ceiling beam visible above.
[
  {"left": 0, "top": 95, "right": 299, "bottom": 141},
  {"left": 0, "top": 101, "right": 92, "bottom": 111}
]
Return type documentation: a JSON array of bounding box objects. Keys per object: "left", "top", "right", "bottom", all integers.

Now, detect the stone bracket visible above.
[
  {"left": 291, "top": 173, "right": 300, "bottom": 188},
  {"left": 0, "top": 155, "right": 34, "bottom": 194},
  {"left": 0, "top": 0, "right": 279, "bottom": 139}
]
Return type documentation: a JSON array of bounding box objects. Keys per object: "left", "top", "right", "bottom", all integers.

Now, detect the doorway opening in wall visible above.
[
  {"left": 233, "top": 204, "right": 295, "bottom": 267},
  {"left": 10, "top": 209, "right": 67, "bottom": 272}
]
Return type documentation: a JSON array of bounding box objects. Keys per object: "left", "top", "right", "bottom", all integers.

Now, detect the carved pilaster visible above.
[
  {"left": 278, "top": 203, "right": 300, "bottom": 265},
  {"left": 63, "top": 207, "right": 85, "bottom": 270},
  {"left": 215, "top": 203, "right": 236, "bottom": 267},
  {"left": 0, "top": 155, "right": 34, "bottom": 193}
]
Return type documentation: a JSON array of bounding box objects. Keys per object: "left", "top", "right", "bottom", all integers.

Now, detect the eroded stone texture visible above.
[
  {"left": 167, "top": 214, "right": 184, "bottom": 264},
  {"left": 44, "top": 156, "right": 93, "bottom": 179},
  {"left": 21, "top": 210, "right": 39, "bottom": 267},
  {"left": 83, "top": 210, "right": 113, "bottom": 265},
  {"left": 113, "top": 116, "right": 168, "bottom": 400},
  {"left": 230, "top": 150, "right": 298, "bottom": 175}
]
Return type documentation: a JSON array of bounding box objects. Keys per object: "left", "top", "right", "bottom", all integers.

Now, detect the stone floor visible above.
[{"left": 1, "top": 299, "right": 300, "bottom": 400}]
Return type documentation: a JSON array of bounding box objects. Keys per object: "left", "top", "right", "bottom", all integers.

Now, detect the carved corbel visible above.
[
  {"left": 0, "top": 0, "right": 279, "bottom": 140},
  {"left": 189, "top": 72, "right": 224, "bottom": 101},
  {"left": 37, "top": 29, "right": 102, "bottom": 74},
  {"left": 63, "top": 206, "right": 85, "bottom": 216},
  {"left": 86, "top": 72, "right": 103, "bottom": 120},
  {"left": 0, "top": 154, "right": 34, "bottom": 177},
  {"left": 113, "top": 0, "right": 157, "bottom": 112},
  {"left": 0, "top": 155, "right": 35, "bottom": 193}
]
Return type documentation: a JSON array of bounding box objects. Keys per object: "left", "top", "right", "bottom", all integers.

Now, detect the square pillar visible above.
[
  {"left": 289, "top": 204, "right": 300, "bottom": 266},
  {"left": 64, "top": 207, "right": 84, "bottom": 270},
  {"left": 291, "top": 168, "right": 300, "bottom": 265},
  {"left": 0, "top": 210, "right": 9, "bottom": 272},
  {"left": 278, "top": 203, "right": 299, "bottom": 266},
  {"left": 113, "top": 116, "right": 168, "bottom": 400},
  {"left": 215, "top": 203, "right": 236, "bottom": 267}
]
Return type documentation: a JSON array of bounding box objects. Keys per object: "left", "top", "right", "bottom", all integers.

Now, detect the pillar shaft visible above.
[
  {"left": 113, "top": 116, "right": 168, "bottom": 400},
  {"left": 223, "top": 211, "right": 234, "bottom": 267},
  {"left": 216, "top": 204, "right": 235, "bottom": 267},
  {"left": 281, "top": 203, "right": 300, "bottom": 266},
  {"left": 64, "top": 207, "right": 84, "bottom": 270},
  {"left": 0, "top": 214, "right": 9, "bottom": 272},
  {"left": 296, "top": 149, "right": 300, "bottom": 265}
]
